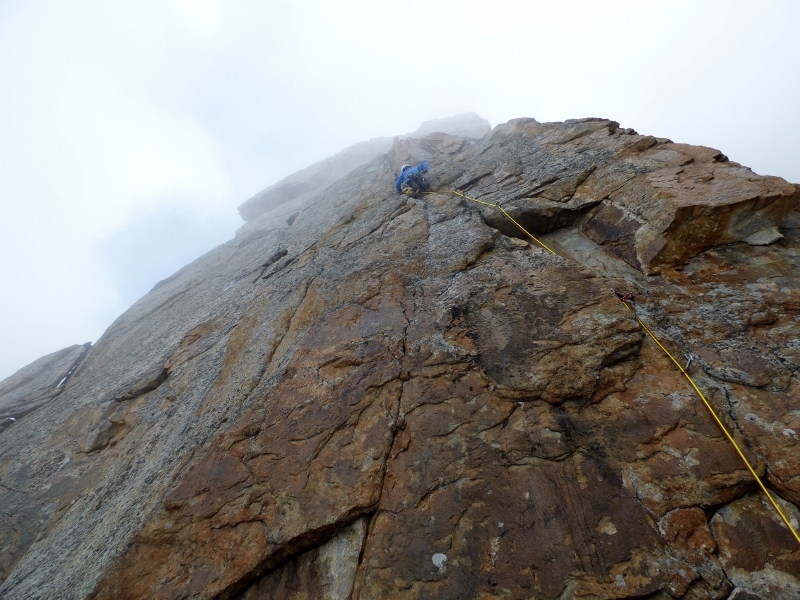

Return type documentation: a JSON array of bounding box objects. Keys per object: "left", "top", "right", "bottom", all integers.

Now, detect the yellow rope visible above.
[
  {"left": 424, "top": 187, "right": 800, "bottom": 545},
  {"left": 422, "top": 190, "right": 557, "bottom": 255},
  {"left": 623, "top": 303, "right": 800, "bottom": 545}
]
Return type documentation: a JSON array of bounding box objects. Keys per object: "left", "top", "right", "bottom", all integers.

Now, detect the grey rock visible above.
[
  {"left": 2, "top": 116, "right": 800, "bottom": 599},
  {"left": 0, "top": 343, "right": 90, "bottom": 431},
  {"left": 237, "top": 112, "right": 491, "bottom": 222}
]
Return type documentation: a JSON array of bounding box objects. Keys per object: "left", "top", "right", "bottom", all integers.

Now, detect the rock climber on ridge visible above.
[{"left": 395, "top": 161, "right": 430, "bottom": 198}]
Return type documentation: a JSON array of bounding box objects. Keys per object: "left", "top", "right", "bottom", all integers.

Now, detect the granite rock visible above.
[
  {"left": 237, "top": 112, "right": 491, "bottom": 223},
  {"left": 1, "top": 116, "right": 799, "bottom": 599},
  {"left": 0, "top": 343, "right": 90, "bottom": 432}
]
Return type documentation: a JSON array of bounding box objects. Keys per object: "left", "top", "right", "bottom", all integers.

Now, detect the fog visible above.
[{"left": 1, "top": 0, "right": 799, "bottom": 381}]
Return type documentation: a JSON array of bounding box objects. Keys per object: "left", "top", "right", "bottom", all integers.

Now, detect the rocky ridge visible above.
[
  {"left": 1, "top": 115, "right": 799, "bottom": 599},
  {"left": 237, "top": 112, "right": 491, "bottom": 222}
]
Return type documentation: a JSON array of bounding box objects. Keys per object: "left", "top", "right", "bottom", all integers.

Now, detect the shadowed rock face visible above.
[
  {"left": 1, "top": 116, "right": 800, "bottom": 600},
  {"left": 0, "top": 343, "right": 91, "bottom": 432}
]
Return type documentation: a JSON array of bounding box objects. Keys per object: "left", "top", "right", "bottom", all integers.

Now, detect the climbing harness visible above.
[
  {"left": 614, "top": 290, "right": 635, "bottom": 302},
  {"left": 422, "top": 188, "right": 800, "bottom": 546}
]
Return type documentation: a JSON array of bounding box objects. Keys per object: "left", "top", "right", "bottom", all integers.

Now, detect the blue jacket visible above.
[{"left": 394, "top": 161, "right": 429, "bottom": 192}]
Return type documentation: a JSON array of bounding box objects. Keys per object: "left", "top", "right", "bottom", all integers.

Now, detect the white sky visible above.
[{"left": 1, "top": 0, "right": 799, "bottom": 382}]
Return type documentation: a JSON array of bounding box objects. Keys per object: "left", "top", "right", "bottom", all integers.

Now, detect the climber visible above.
[{"left": 395, "top": 161, "right": 430, "bottom": 197}]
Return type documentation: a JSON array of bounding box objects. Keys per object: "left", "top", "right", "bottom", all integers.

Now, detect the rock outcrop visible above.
[{"left": 1, "top": 116, "right": 799, "bottom": 599}]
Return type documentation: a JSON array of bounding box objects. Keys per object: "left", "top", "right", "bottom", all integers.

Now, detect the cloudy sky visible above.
[{"left": 1, "top": 0, "right": 799, "bottom": 381}]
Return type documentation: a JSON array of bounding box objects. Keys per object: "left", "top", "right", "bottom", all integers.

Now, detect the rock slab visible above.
[{"left": 1, "top": 116, "right": 799, "bottom": 599}]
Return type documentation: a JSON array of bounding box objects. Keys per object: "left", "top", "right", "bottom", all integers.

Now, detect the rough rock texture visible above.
[
  {"left": 1, "top": 116, "right": 800, "bottom": 599},
  {"left": 0, "top": 343, "right": 90, "bottom": 431},
  {"left": 453, "top": 118, "right": 798, "bottom": 274},
  {"left": 238, "top": 112, "right": 490, "bottom": 222}
]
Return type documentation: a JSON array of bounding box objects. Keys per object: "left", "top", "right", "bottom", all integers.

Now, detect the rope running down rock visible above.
[{"left": 422, "top": 188, "right": 800, "bottom": 547}]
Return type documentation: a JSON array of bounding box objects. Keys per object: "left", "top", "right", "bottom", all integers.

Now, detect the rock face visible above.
[
  {"left": 237, "top": 112, "right": 491, "bottom": 222},
  {"left": 1, "top": 116, "right": 800, "bottom": 599},
  {"left": 0, "top": 343, "right": 90, "bottom": 432}
]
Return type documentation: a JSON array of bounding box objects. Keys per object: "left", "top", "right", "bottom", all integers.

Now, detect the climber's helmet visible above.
[{"left": 400, "top": 164, "right": 411, "bottom": 174}]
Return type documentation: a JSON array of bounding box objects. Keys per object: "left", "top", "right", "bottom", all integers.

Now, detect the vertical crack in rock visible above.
[
  {"left": 4, "top": 115, "right": 800, "bottom": 599},
  {"left": 54, "top": 342, "right": 93, "bottom": 389},
  {"left": 0, "top": 342, "right": 92, "bottom": 433}
]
